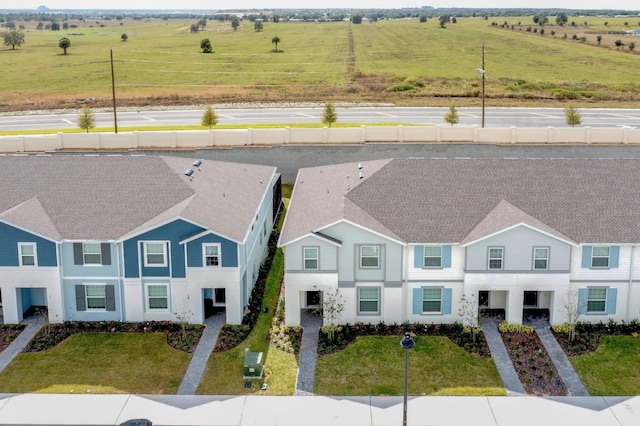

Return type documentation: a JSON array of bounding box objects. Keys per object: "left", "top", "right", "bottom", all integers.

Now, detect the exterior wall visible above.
[
  {"left": 0, "top": 222, "right": 57, "bottom": 267},
  {"left": 60, "top": 242, "right": 118, "bottom": 277},
  {"left": 283, "top": 270, "right": 338, "bottom": 326},
  {"left": 0, "top": 267, "right": 63, "bottom": 323},
  {"left": 408, "top": 245, "right": 464, "bottom": 281},
  {"left": 62, "top": 278, "right": 122, "bottom": 322},
  {"left": 283, "top": 235, "right": 338, "bottom": 272}
]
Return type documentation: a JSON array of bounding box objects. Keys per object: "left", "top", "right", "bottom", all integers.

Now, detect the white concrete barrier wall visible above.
[{"left": 1, "top": 126, "right": 640, "bottom": 153}]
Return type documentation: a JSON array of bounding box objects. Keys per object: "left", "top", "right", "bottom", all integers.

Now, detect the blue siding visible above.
[
  {"left": 581, "top": 246, "right": 592, "bottom": 268},
  {"left": 123, "top": 219, "right": 205, "bottom": 278},
  {"left": 61, "top": 242, "right": 119, "bottom": 277},
  {"left": 0, "top": 222, "right": 57, "bottom": 267},
  {"left": 186, "top": 234, "right": 238, "bottom": 268},
  {"left": 63, "top": 279, "right": 121, "bottom": 321}
]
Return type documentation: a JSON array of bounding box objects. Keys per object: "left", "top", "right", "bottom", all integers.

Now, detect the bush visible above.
[{"left": 498, "top": 321, "right": 534, "bottom": 333}]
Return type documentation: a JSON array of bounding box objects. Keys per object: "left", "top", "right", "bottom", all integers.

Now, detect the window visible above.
[
  {"left": 83, "top": 243, "right": 102, "bottom": 265},
  {"left": 423, "top": 246, "right": 442, "bottom": 268},
  {"left": 358, "top": 287, "right": 380, "bottom": 314},
  {"left": 144, "top": 242, "right": 167, "bottom": 267},
  {"left": 587, "top": 288, "right": 607, "bottom": 313},
  {"left": 203, "top": 244, "right": 220, "bottom": 267},
  {"left": 422, "top": 288, "right": 443, "bottom": 313},
  {"left": 303, "top": 247, "right": 318, "bottom": 270},
  {"left": 147, "top": 284, "right": 168, "bottom": 310},
  {"left": 86, "top": 285, "right": 106, "bottom": 310},
  {"left": 360, "top": 245, "right": 380, "bottom": 268},
  {"left": 488, "top": 247, "right": 503, "bottom": 270},
  {"left": 18, "top": 243, "right": 37, "bottom": 266},
  {"left": 533, "top": 247, "right": 549, "bottom": 270},
  {"left": 591, "top": 246, "right": 610, "bottom": 268}
]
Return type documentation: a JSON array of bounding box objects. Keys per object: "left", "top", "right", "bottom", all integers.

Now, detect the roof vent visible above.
[
  {"left": 359, "top": 171, "right": 365, "bottom": 179},
  {"left": 192, "top": 159, "right": 203, "bottom": 168},
  {"left": 358, "top": 163, "right": 364, "bottom": 169},
  {"left": 184, "top": 168, "right": 194, "bottom": 177}
]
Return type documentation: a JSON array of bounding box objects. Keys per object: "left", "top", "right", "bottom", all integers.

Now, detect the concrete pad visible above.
[
  {"left": 372, "top": 396, "right": 496, "bottom": 426},
  {"left": 488, "top": 396, "right": 621, "bottom": 426},
  {"left": 605, "top": 396, "right": 640, "bottom": 425},
  {"left": 117, "top": 395, "right": 245, "bottom": 426},
  {"left": 0, "top": 394, "right": 129, "bottom": 425},
  {"left": 241, "top": 396, "right": 372, "bottom": 426}
]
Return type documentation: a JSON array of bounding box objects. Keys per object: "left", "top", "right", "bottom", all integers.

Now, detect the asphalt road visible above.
[
  {"left": 2, "top": 106, "right": 640, "bottom": 131},
  {"left": 147, "top": 143, "right": 640, "bottom": 184}
]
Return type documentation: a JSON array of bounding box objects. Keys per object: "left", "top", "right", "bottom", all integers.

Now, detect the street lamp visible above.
[
  {"left": 476, "top": 44, "right": 487, "bottom": 128},
  {"left": 400, "top": 332, "right": 415, "bottom": 426}
]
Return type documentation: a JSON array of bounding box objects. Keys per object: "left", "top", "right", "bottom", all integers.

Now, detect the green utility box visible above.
[{"left": 243, "top": 348, "right": 264, "bottom": 379}]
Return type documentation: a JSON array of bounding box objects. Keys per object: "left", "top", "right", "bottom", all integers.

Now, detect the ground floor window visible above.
[
  {"left": 86, "top": 284, "right": 106, "bottom": 310},
  {"left": 147, "top": 284, "right": 169, "bottom": 310},
  {"left": 358, "top": 287, "right": 380, "bottom": 314},
  {"left": 422, "top": 287, "right": 442, "bottom": 313},
  {"left": 587, "top": 287, "right": 607, "bottom": 313}
]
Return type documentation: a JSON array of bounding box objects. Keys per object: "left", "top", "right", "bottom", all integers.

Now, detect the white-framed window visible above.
[
  {"left": 533, "top": 247, "right": 549, "bottom": 270},
  {"left": 360, "top": 245, "right": 380, "bottom": 268},
  {"left": 423, "top": 246, "right": 442, "bottom": 268},
  {"left": 18, "top": 243, "right": 37, "bottom": 266},
  {"left": 587, "top": 287, "right": 607, "bottom": 313},
  {"left": 85, "top": 284, "right": 106, "bottom": 310},
  {"left": 146, "top": 284, "right": 169, "bottom": 310},
  {"left": 303, "top": 247, "right": 319, "bottom": 270},
  {"left": 83, "top": 242, "right": 102, "bottom": 265},
  {"left": 488, "top": 247, "right": 503, "bottom": 270},
  {"left": 144, "top": 242, "right": 167, "bottom": 267},
  {"left": 203, "top": 243, "right": 221, "bottom": 267},
  {"left": 358, "top": 287, "right": 380, "bottom": 314},
  {"left": 591, "top": 246, "right": 610, "bottom": 268},
  {"left": 422, "top": 287, "right": 443, "bottom": 313}
]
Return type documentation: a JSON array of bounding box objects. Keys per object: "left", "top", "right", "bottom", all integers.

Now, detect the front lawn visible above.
[
  {"left": 314, "top": 336, "right": 505, "bottom": 396},
  {"left": 0, "top": 333, "right": 191, "bottom": 394},
  {"left": 570, "top": 335, "right": 640, "bottom": 395}
]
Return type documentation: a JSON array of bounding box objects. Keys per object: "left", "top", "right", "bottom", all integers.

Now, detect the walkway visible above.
[
  {"left": 481, "top": 317, "right": 526, "bottom": 395},
  {"left": 0, "top": 316, "right": 44, "bottom": 374},
  {"left": 294, "top": 309, "right": 322, "bottom": 395},
  {"left": 534, "top": 324, "right": 590, "bottom": 396},
  {"left": 177, "top": 313, "right": 225, "bottom": 395}
]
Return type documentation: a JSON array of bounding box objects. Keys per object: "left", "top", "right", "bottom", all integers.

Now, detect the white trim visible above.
[
  {"left": 82, "top": 242, "right": 102, "bottom": 266},
  {"left": 314, "top": 219, "right": 407, "bottom": 246},
  {"left": 142, "top": 241, "right": 168, "bottom": 267},
  {"left": 203, "top": 243, "right": 222, "bottom": 268},
  {"left": 586, "top": 286, "right": 608, "bottom": 313},
  {"left": 421, "top": 286, "right": 443, "bottom": 314},
  {"left": 145, "top": 283, "right": 170, "bottom": 311},
  {"left": 461, "top": 222, "right": 578, "bottom": 247},
  {"left": 303, "top": 246, "right": 319, "bottom": 270},
  {"left": 84, "top": 283, "right": 107, "bottom": 311},
  {"left": 591, "top": 246, "right": 611, "bottom": 269},
  {"left": 117, "top": 216, "right": 207, "bottom": 243},
  {"left": 179, "top": 228, "right": 241, "bottom": 245},
  {"left": 0, "top": 219, "right": 60, "bottom": 243},
  {"left": 360, "top": 245, "right": 380, "bottom": 269},
  {"left": 18, "top": 242, "right": 38, "bottom": 267},
  {"left": 488, "top": 247, "right": 504, "bottom": 270},
  {"left": 278, "top": 232, "right": 342, "bottom": 248},
  {"left": 533, "top": 247, "right": 550, "bottom": 270},
  {"left": 357, "top": 285, "right": 381, "bottom": 315}
]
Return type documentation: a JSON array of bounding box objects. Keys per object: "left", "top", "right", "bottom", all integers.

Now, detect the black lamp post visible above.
[{"left": 400, "top": 332, "right": 415, "bottom": 426}]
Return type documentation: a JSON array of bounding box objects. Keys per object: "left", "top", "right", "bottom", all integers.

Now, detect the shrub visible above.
[{"left": 498, "top": 321, "right": 534, "bottom": 333}]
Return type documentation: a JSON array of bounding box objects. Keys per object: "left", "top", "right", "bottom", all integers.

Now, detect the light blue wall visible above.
[
  {"left": 123, "top": 220, "right": 205, "bottom": 278},
  {"left": 63, "top": 279, "right": 121, "bottom": 321},
  {"left": 61, "top": 242, "right": 119, "bottom": 277},
  {"left": 0, "top": 222, "right": 57, "bottom": 267},
  {"left": 186, "top": 233, "right": 238, "bottom": 268}
]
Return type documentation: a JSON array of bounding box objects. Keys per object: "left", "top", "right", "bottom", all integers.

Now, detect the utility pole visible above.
[
  {"left": 481, "top": 44, "right": 485, "bottom": 128},
  {"left": 110, "top": 49, "right": 118, "bottom": 134}
]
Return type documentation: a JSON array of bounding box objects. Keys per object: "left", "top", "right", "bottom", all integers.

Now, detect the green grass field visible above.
[
  {"left": 1, "top": 16, "right": 639, "bottom": 111},
  {"left": 314, "top": 336, "right": 505, "bottom": 396}
]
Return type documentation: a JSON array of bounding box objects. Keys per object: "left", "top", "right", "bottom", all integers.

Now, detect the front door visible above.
[
  {"left": 523, "top": 291, "right": 538, "bottom": 307},
  {"left": 306, "top": 291, "right": 321, "bottom": 308},
  {"left": 479, "top": 291, "right": 489, "bottom": 308}
]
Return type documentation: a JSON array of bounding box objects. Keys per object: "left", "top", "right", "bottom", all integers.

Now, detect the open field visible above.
[{"left": 1, "top": 16, "right": 639, "bottom": 111}]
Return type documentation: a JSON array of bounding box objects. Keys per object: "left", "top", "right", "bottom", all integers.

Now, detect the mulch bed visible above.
[
  {"left": 501, "top": 331, "right": 568, "bottom": 396},
  {"left": 0, "top": 325, "right": 27, "bottom": 352}
]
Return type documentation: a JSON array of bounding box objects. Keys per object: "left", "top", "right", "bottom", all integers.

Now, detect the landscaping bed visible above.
[
  {"left": 0, "top": 325, "right": 26, "bottom": 353},
  {"left": 552, "top": 319, "right": 640, "bottom": 356},
  {"left": 24, "top": 321, "right": 203, "bottom": 353},
  {"left": 499, "top": 322, "right": 567, "bottom": 396}
]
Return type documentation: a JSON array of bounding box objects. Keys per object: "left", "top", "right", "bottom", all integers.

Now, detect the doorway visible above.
[
  {"left": 479, "top": 291, "right": 489, "bottom": 308},
  {"left": 523, "top": 291, "right": 538, "bottom": 307},
  {"left": 306, "top": 291, "right": 321, "bottom": 309}
]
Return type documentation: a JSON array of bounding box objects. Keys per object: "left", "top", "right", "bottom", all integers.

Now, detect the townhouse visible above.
[
  {"left": 278, "top": 158, "right": 640, "bottom": 326},
  {"left": 0, "top": 155, "right": 281, "bottom": 325}
]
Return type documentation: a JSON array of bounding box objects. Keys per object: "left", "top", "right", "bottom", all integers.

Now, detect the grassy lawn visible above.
[
  {"left": 570, "top": 335, "right": 640, "bottom": 395},
  {"left": 0, "top": 333, "right": 190, "bottom": 394},
  {"left": 315, "top": 336, "right": 505, "bottom": 396}
]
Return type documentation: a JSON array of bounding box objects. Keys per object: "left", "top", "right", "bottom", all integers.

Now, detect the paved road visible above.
[
  {"left": 2, "top": 106, "right": 639, "bottom": 131},
  {"left": 147, "top": 143, "right": 640, "bottom": 183}
]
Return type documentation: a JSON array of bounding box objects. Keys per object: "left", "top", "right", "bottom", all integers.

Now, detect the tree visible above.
[
  {"left": 629, "top": 42, "right": 635, "bottom": 52},
  {"left": 315, "top": 287, "right": 345, "bottom": 342},
  {"left": 272, "top": 14, "right": 280, "bottom": 23},
  {"left": 63, "top": 22, "right": 69, "bottom": 30},
  {"left": 564, "top": 105, "right": 582, "bottom": 127},
  {"left": 439, "top": 15, "right": 451, "bottom": 28},
  {"left": 254, "top": 21, "right": 263, "bottom": 31},
  {"left": 121, "top": 33, "right": 128, "bottom": 42},
  {"left": 198, "top": 19, "right": 207, "bottom": 30},
  {"left": 271, "top": 35, "right": 281, "bottom": 52},
  {"left": 458, "top": 294, "right": 480, "bottom": 343},
  {"left": 3, "top": 30, "right": 25, "bottom": 50},
  {"left": 451, "top": 17, "right": 457, "bottom": 24},
  {"left": 562, "top": 289, "right": 583, "bottom": 342},
  {"left": 555, "top": 13, "right": 568, "bottom": 26},
  {"left": 51, "top": 22, "right": 60, "bottom": 31},
  {"left": 597, "top": 35, "right": 602, "bottom": 45},
  {"left": 200, "top": 38, "right": 212, "bottom": 53},
  {"left": 58, "top": 37, "right": 70, "bottom": 54},
  {"left": 533, "top": 13, "right": 548, "bottom": 26},
  {"left": 352, "top": 15, "right": 363, "bottom": 24},
  {"left": 444, "top": 104, "right": 459, "bottom": 126},
  {"left": 201, "top": 105, "right": 218, "bottom": 128},
  {"left": 231, "top": 17, "right": 240, "bottom": 31},
  {"left": 614, "top": 39, "right": 624, "bottom": 48},
  {"left": 78, "top": 101, "right": 95, "bottom": 133},
  {"left": 190, "top": 23, "right": 199, "bottom": 34},
  {"left": 419, "top": 15, "right": 427, "bottom": 23},
  {"left": 322, "top": 102, "right": 337, "bottom": 127},
  {"left": 36, "top": 22, "right": 43, "bottom": 30}
]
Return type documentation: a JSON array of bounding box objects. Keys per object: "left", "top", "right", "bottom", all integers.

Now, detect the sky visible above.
[{"left": 7, "top": 1, "right": 640, "bottom": 11}]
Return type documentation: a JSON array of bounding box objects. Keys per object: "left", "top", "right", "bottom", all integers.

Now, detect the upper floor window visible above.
[
  {"left": 586, "top": 287, "right": 607, "bottom": 313},
  {"left": 203, "top": 244, "right": 220, "bottom": 267},
  {"left": 144, "top": 242, "right": 167, "bottom": 267},
  {"left": 358, "top": 287, "right": 380, "bottom": 315},
  {"left": 18, "top": 243, "right": 37, "bottom": 266},
  {"left": 423, "top": 246, "right": 442, "bottom": 268},
  {"left": 83, "top": 243, "right": 102, "bottom": 265},
  {"left": 591, "top": 246, "right": 610, "bottom": 268},
  {"left": 303, "top": 247, "right": 319, "bottom": 270},
  {"left": 533, "top": 247, "right": 549, "bottom": 270},
  {"left": 360, "top": 245, "right": 380, "bottom": 268},
  {"left": 488, "top": 247, "right": 503, "bottom": 270}
]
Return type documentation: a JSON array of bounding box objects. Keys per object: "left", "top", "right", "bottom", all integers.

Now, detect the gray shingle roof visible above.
[
  {"left": 280, "top": 158, "right": 640, "bottom": 245},
  {"left": 0, "top": 155, "right": 276, "bottom": 242}
]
